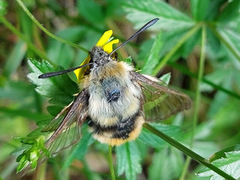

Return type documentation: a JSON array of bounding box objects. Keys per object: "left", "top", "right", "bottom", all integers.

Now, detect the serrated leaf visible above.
[
  {"left": 139, "top": 123, "right": 182, "bottom": 149},
  {"left": 209, "top": 145, "right": 240, "bottom": 163},
  {"left": 27, "top": 59, "right": 78, "bottom": 107},
  {"left": 123, "top": 0, "right": 193, "bottom": 31},
  {"left": 141, "top": 32, "right": 162, "bottom": 75},
  {"left": 116, "top": 142, "right": 141, "bottom": 180},
  {"left": 198, "top": 151, "right": 240, "bottom": 179}
]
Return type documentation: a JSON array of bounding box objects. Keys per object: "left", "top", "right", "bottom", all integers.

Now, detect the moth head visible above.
[{"left": 90, "top": 46, "right": 112, "bottom": 67}]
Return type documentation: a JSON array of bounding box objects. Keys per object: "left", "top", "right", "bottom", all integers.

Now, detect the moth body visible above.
[
  {"left": 84, "top": 47, "right": 144, "bottom": 145},
  {"left": 40, "top": 18, "right": 191, "bottom": 154}
]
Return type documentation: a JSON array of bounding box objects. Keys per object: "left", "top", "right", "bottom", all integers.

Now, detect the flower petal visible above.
[
  {"left": 96, "top": 30, "right": 113, "bottom": 47},
  {"left": 74, "top": 56, "right": 91, "bottom": 81},
  {"left": 103, "top": 39, "right": 119, "bottom": 53}
]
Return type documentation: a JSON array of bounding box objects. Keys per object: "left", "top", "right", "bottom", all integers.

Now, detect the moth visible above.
[{"left": 39, "top": 18, "right": 191, "bottom": 154}]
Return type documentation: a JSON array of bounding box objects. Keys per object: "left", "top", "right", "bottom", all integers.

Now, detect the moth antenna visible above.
[
  {"left": 109, "top": 18, "right": 159, "bottom": 56},
  {"left": 38, "top": 63, "right": 92, "bottom": 79}
]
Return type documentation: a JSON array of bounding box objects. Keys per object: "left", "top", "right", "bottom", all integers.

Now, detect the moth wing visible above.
[
  {"left": 131, "top": 72, "right": 191, "bottom": 121},
  {"left": 42, "top": 89, "right": 89, "bottom": 155}
]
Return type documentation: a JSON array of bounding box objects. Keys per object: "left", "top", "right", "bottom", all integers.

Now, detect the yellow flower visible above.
[{"left": 74, "top": 30, "right": 119, "bottom": 81}]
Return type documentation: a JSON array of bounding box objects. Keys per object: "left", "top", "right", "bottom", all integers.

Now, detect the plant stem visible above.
[
  {"left": 180, "top": 24, "right": 206, "bottom": 180},
  {"left": 16, "top": 0, "right": 89, "bottom": 53},
  {"left": 36, "top": 162, "right": 46, "bottom": 180},
  {"left": 152, "top": 23, "right": 201, "bottom": 76},
  {"left": 143, "top": 123, "right": 236, "bottom": 180},
  {"left": 193, "top": 24, "right": 206, "bottom": 144},
  {"left": 0, "top": 16, "right": 51, "bottom": 62},
  {"left": 108, "top": 145, "right": 116, "bottom": 180}
]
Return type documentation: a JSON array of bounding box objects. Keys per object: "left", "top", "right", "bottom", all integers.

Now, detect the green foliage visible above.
[
  {"left": 198, "top": 151, "right": 240, "bottom": 179},
  {"left": 116, "top": 142, "right": 141, "bottom": 180},
  {"left": 62, "top": 127, "right": 92, "bottom": 169},
  {"left": 3, "top": 41, "right": 26, "bottom": 77},
  {"left": 0, "top": 0, "right": 7, "bottom": 16},
  {"left": 28, "top": 59, "right": 78, "bottom": 109},
  {"left": 16, "top": 136, "right": 50, "bottom": 172},
  {"left": 0, "top": 0, "right": 240, "bottom": 179},
  {"left": 141, "top": 32, "right": 162, "bottom": 75},
  {"left": 148, "top": 148, "right": 184, "bottom": 180},
  {"left": 123, "top": 0, "right": 193, "bottom": 31},
  {"left": 139, "top": 123, "right": 182, "bottom": 149}
]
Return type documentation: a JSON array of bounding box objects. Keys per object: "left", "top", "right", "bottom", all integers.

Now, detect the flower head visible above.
[{"left": 74, "top": 30, "right": 119, "bottom": 81}]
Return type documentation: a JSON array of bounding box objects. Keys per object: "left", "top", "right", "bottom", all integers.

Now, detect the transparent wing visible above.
[
  {"left": 43, "top": 89, "right": 89, "bottom": 155},
  {"left": 131, "top": 72, "right": 191, "bottom": 121}
]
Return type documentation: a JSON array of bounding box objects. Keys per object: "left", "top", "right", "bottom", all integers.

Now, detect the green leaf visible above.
[
  {"left": 0, "top": 0, "right": 8, "bottom": 16},
  {"left": 16, "top": 136, "right": 50, "bottom": 172},
  {"left": 217, "top": 28, "right": 240, "bottom": 60},
  {"left": 191, "top": 0, "right": 210, "bottom": 21},
  {"left": 0, "top": 80, "right": 36, "bottom": 104},
  {"left": 123, "top": 0, "right": 193, "bottom": 31},
  {"left": 140, "top": 26, "right": 198, "bottom": 72},
  {"left": 212, "top": 97, "right": 240, "bottom": 130},
  {"left": 159, "top": 73, "right": 171, "bottom": 85},
  {"left": 27, "top": 59, "right": 78, "bottom": 107},
  {"left": 200, "top": 68, "right": 230, "bottom": 92},
  {"left": 123, "top": 56, "right": 133, "bottom": 66},
  {"left": 77, "top": 0, "right": 104, "bottom": 27},
  {"left": 160, "top": 27, "right": 199, "bottom": 61},
  {"left": 3, "top": 40, "right": 26, "bottom": 77},
  {"left": 205, "top": 27, "right": 221, "bottom": 60},
  {"left": 191, "top": 0, "right": 225, "bottom": 21},
  {"left": 55, "top": 26, "right": 88, "bottom": 43},
  {"left": 0, "top": 107, "right": 50, "bottom": 121},
  {"left": 141, "top": 32, "right": 162, "bottom": 75},
  {"left": 47, "top": 26, "right": 88, "bottom": 69},
  {"left": 198, "top": 151, "right": 240, "bottom": 179},
  {"left": 209, "top": 145, "right": 240, "bottom": 163},
  {"left": 217, "top": 0, "right": 240, "bottom": 24},
  {"left": 47, "top": 43, "right": 74, "bottom": 69},
  {"left": 148, "top": 148, "right": 184, "bottom": 180},
  {"left": 139, "top": 123, "right": 182, "bottom": 149},
  {"left": 62, "top": 129, "right": 92, "bottom": 169},
  {"left": 116, "top": 142, "right": 141, "bottom": 180}
]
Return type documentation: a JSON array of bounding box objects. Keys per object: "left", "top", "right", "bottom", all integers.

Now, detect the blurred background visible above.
[{"left": 0, "top": 0, "right": 240, "bottom": 179}]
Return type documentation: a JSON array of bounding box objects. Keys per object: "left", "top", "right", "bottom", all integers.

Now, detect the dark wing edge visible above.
[
  {"left": 45, "top": 89, "right": 89, "bottom": 155},
  {"left": 131, "top": 71, "right": 191, "bottom": 121}
]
